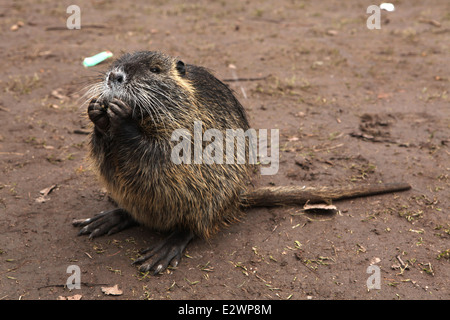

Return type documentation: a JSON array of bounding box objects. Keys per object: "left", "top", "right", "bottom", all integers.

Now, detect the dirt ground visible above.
[{"left": 0, "top": 0, "right": 448, "bottom": 300}]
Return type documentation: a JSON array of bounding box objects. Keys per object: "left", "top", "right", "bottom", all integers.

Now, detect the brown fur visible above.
[{"left": 88, "top": 51, "right": 251, "bottom": 239}]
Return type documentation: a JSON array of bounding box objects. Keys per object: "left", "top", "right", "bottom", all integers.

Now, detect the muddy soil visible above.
[{"left": 0, "top": 0, "right": 448, "bottom": 300}]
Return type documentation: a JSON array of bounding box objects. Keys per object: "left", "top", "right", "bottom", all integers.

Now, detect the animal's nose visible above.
[{"left": 107, "top": 71, "right": 125, "bottom": 86}]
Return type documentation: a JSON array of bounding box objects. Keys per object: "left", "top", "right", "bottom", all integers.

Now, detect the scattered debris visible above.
[
  {"left": 391, "top": 254, "right": 410, "bottom": 273},
  {"left": 437, "top": 249, "right": 449, "bottom": 260},
  {"left": 350, "top": 113, "right": 398, "bottom": 143},
  {"left": 294, "top": 156, "right": 313, "bottom": 171},
  {"left": 419, "top": 262, "right": 434, "bottom": 276}
]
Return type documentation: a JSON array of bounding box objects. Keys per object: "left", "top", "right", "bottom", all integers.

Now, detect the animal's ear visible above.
[{"left": 176, "top": 60, "right": 186, "bottom": 75}]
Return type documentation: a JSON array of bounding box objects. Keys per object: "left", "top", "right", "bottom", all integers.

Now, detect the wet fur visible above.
[{"left": 87, "top": 51, "right": 251, "bottom": 238}]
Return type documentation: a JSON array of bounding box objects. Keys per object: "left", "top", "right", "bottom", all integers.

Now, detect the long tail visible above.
[{"left": 240, "top": 182, "right": 411, "bottom": 207}]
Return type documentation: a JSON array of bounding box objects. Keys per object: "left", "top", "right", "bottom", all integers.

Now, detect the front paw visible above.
[
  {"left": 88, "top": 98, "right": 110, "bottom": 133},
  {"left": 106, "top": 98, "right": 133, "bottom": 132}
]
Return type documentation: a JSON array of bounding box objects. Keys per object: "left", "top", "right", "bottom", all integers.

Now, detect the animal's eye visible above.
[{"left": 150, "top": 66, "right": 161, "bottom": 73}]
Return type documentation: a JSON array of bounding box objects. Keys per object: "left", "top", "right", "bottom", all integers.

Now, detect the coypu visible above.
[{"left": 74, "top": 51, "right": 410, "bottom": 275}]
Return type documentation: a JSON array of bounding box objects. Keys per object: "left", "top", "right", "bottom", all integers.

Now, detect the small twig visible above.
[
  {"left": 45, "top": 24, "right": 107, "bottom": 31},
  {"left": 222, "top": 75, "right": 270, "bottom": 82},
  {"left": 418, "top": 18, "right": 441, "bottom": 27},
  {"left": 396, "top": 255, "right": 408, "bottom": 268},
  {"left": 0, "top": 152, "right": 24, "bottom": 156},
  {"left": 294, "top": 252, "right": 319, "bottom": 276},
  {"left": 37, "top": 284, "right": 65, "bottom": 290},
  {"left": 349, "top": 132, "right": 398, "bottom": 144},
  {"left": 248, "top": 17, "right": 283, "bottom": 24},
  {"left": 312, "top": 143, "right": 344, "bottom": 153},
  {"left": 38, "top": 282, "right": 109, "bottom": 290},
  {"left": 73, "top": 129, "right": 90, "bottom": 135}
]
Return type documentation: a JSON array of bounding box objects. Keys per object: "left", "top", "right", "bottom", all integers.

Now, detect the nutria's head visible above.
[{"left": 87, "top": 51, "right": 194, "bottom": 123}]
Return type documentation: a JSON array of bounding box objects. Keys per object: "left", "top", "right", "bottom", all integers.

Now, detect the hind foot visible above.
[
  {"left": 73, "top": 208, "right": 138, "bottom": 239},
  {"left": 132, "top": 230, "right": 194, "bottom": 275}
]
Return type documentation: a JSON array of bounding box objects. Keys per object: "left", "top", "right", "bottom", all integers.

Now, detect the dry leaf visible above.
[
  {"left": 36, "top": 185, "right": 57, "bottom": 203},
  {"left": 10, "top": 21, "right": 24, "bottom": 31},
  {"left": 57, "top": 294, "right": 82, "bottom": 300},
  {"left": 377, "top": 92, "right": 392, "bottom": 99},
  {"left": 35, "top": 195, "right": 50, "bottom": 203},
  {"left": 326, "top": 29, "right": 338, "bottom": 36},
  {"left": 40, "top": 184, "right": 57, "bottom": 196},
  {"left": 51, "top": 89, "right": 68, "bottom": 100},
  {"left": 101, "top": 284, "right": 123, "bottom": 296}
]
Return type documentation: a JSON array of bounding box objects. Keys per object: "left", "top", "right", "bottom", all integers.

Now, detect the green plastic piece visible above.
[{"left": 83, "top": 51, "right": 113, "bottom": 67}]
